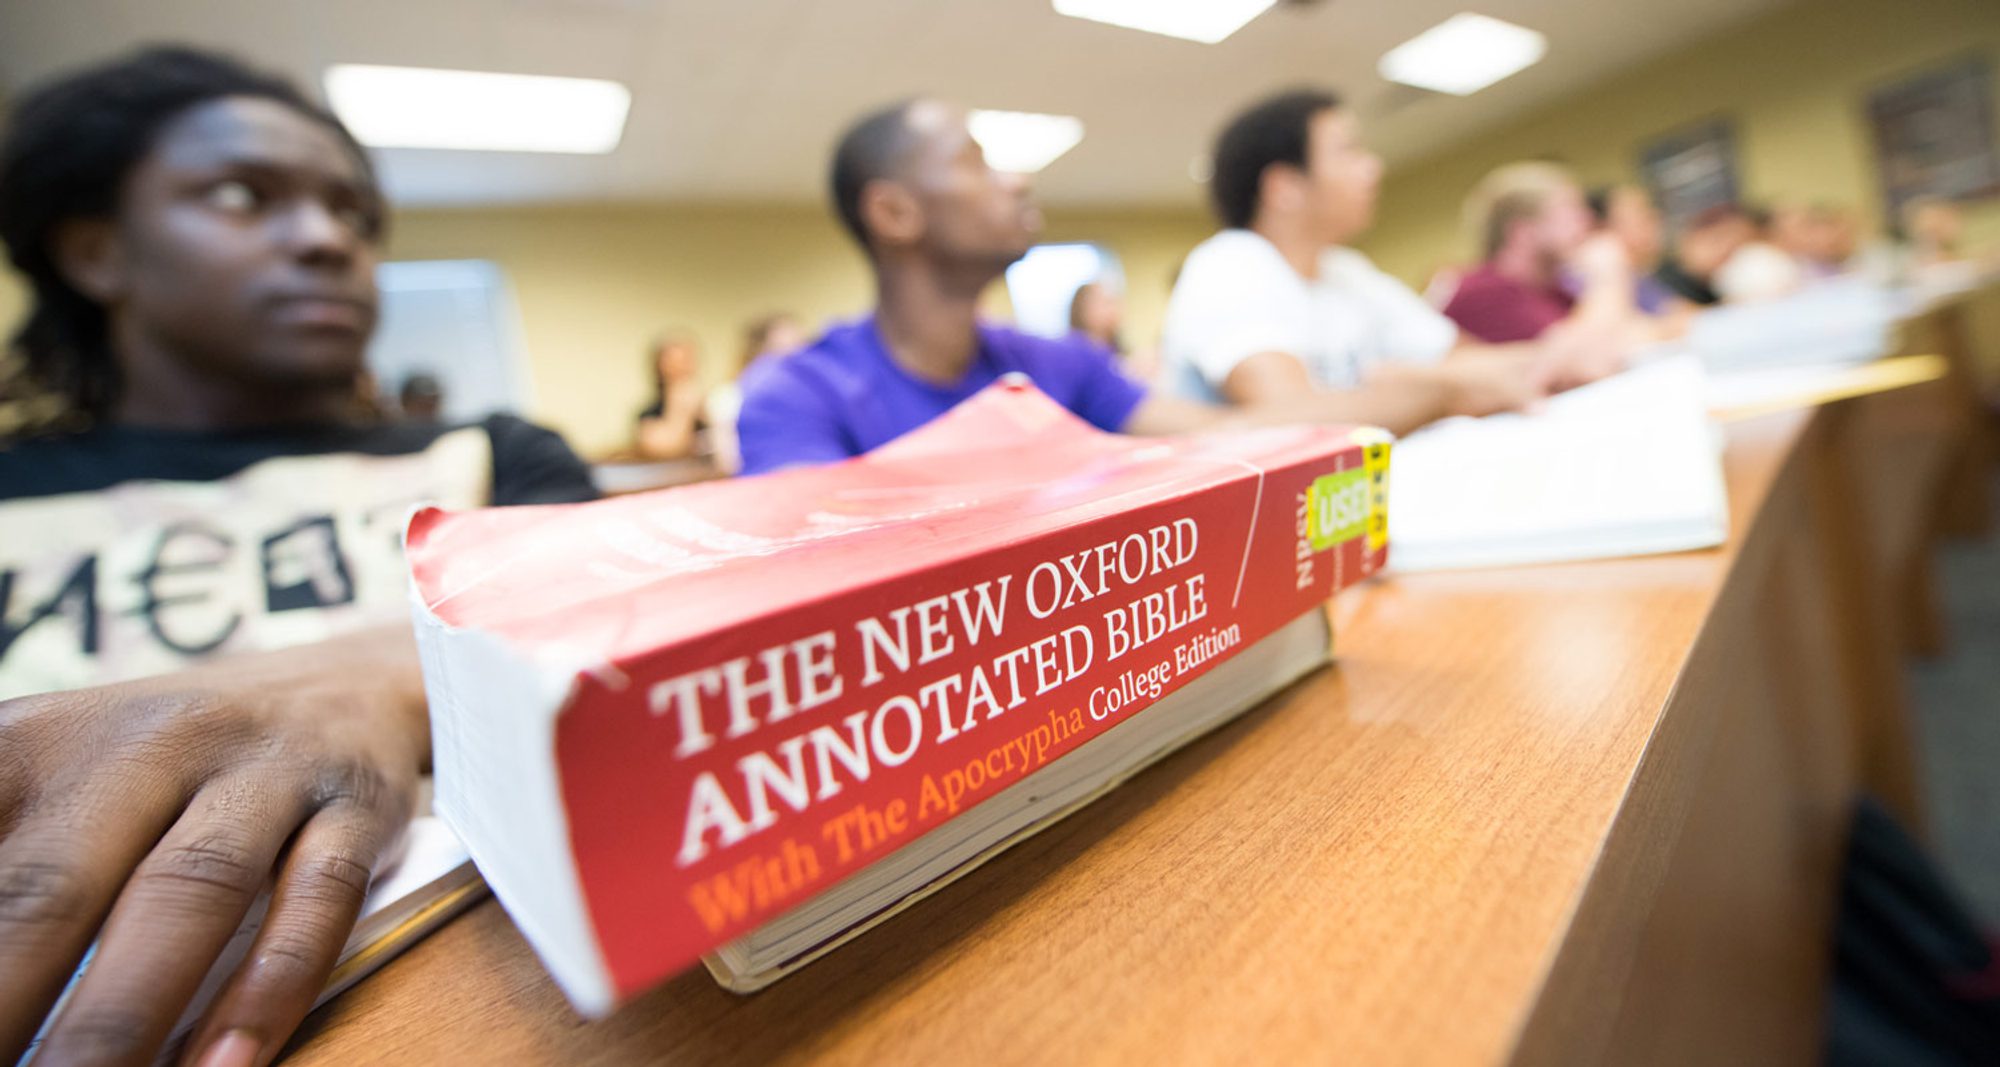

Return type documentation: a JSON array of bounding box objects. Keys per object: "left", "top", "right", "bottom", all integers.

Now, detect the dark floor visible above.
[{"left": 1909, "top": 469, "right": 2000, "bottom": 926}]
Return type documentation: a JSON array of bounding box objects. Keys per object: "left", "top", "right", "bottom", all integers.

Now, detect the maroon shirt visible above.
[{"left": 1442, "top": 264, "right": 1575, "bottom": 343}]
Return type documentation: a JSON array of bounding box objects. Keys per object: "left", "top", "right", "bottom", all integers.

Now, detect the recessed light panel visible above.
[
  {"left": 1052, "top": 0, "right": 1278, "bottom": 44},
  {"left": 325, "top": 64, "right": 631, "bottom": 153},
  {"left": 969, "top": 110, "right": 1086, "bottom": 173},
  {"left": 1378, "top": 14, "right": 1547, "bottom": 96}
]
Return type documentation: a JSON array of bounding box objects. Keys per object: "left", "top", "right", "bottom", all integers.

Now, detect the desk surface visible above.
[
  {"left": 283, "top": 400, "right": 1862, "bottom": 1065},
  {"left": 290, "top": 411, "right": 1824, "bottom": 1067},
  {"left": 291, "top": 287, "right": 1995, "bottom": 1062}
]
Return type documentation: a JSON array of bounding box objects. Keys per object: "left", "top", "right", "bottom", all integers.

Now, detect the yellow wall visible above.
[
  {"left": 384, "top": 203, "right": 863, "bottom": 456},
  {"left": 383, "top": 203, "right": 1209, "bottom": 454},
  {"left": 0, "top": 269, "right": 20, "bottom": 348},
  {"left": 1353, "top": 0, "right": 2000, "bottom": 286}
]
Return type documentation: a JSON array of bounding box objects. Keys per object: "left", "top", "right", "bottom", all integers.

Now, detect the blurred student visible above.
[
  {"left": 0, "top": 46, "right": 595, "bottom": 1067},
  {"left": 1068, "top": 280, "right": 1161, "bottom": 381},
  {"left": 1764, "top": 200, "right": 1856, "bottom": 282},
  {"left": 1804, "top": 203, "right": 1859, "bottom": 277},
  {"left": 1901, "top": 196, "right": 1971, "bottom": 270},
  {"left": 1655, "top": 204, "right": 1756, "bottom": 307},
  {"left": 397, "top": 371, "right": 443, "bottom": 420},
  {"left": 632, "top": 332, "right": 706, "bottom": 460},
  {"left": 1715, "top": 203, "right": 1807, "bottom": 303},
  {"left": 734, "top": 99, "right": 1547, "bottom": 475},
  {"left": 1160, "top": 90, "right": 1592, "bottom": 413},
  {"left": 1864, "top": 196, "right": 1990, "bottom": 288},
  {"left": 1588, "top": 184, "right": 1680, "bottom": 315},
  {"left": 1068, "top": 280, "right": 1123, "bottom": 350},
  {"left": 1443, "top": 162, "right": 1644, "bottom": 344}
]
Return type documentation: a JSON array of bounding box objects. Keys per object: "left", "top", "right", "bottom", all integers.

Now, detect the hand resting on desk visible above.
[{"left": 0, "top": 626, "right": 429, "bottom": 1067}]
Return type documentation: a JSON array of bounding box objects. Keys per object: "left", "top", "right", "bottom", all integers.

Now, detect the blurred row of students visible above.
[
  {"left": 0, "top": 43, "right": 1992, "bottom": 1066},
  {"left": 635, "top": 112, "right": 1994, "bottom": 472}
]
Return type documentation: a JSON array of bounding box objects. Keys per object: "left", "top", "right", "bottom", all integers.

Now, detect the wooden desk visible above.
[
  {"left": 1898, "top": 283, "right": 1998, "bottom": 541},
  {"left": 286, "top": 381, "right": 1956, "bottom": 1066}
]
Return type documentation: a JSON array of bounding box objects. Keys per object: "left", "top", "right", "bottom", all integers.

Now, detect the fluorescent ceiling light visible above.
[
  {"left": 324, "top": 64, "right": 630, "bottom": 153},
  {"left": 1378, "top": 14, "right": 1547, "bottom": 96},
  {"left": 969, "top": 110, "right": 1085, "bottom": 173},
  {"left": 1052, "top": 0, "right": 1277, "bottom": 44}
]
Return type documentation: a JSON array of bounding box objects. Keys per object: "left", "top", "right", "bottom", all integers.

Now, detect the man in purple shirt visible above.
[
  {"left": 738, "top": 100, "right": 1550, "bottom": 475},
  {"left": 743, "top": 317, "right": 1146, "bottom": 469}
]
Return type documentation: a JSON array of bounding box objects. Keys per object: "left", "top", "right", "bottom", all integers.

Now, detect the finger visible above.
[
  {"left": 0, "top": 774, "right": 185, "bottom": 1061},
  {"left": 181, "top": 801, "right": 400, "bottom": 1067},
  {"left": 34, "top": 777, "right": 307, "bottom": 1067}
]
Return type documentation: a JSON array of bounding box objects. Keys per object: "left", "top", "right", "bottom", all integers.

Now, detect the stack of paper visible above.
[
  {"left": 1685, "top": 278, "right": 1899, "bottom": 371},
  {"left": 1389, "top": 354, "right": 1728, "bottom": 572}
]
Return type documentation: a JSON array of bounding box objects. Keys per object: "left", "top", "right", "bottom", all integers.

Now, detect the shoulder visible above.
[
  {"left": 742, "top": 322, "right": 877, "bottom": 410},
  {"left": 1442, "top": 265, "right": 1513, "bottom": 301},
  {"left": 735, "top": 324, "right": 885, "bottom": 473},
  {"left": 479, "top": 412, "right": 570, "bottom": 454},
  {"left": 1322, "top": 246, "right": 1411, "bottom": 290},
  {"left": 0, "top": 421, "right": 455, "bottom": 501},
  {"left": 980, "top": 326, "right": 1131, "bottom": 397},
  {"left": 1181, "top": 229, "right": 1289, "bottom": 280},
  {"left": 479, "top": 414, "right": 597, "bottom": 505},
  {"left": 1169, "top": 231, "right": 1305, "bottom": 329},
  {"left": 1327, "top": 247, "right": 1434, "bottom": 315},
  {"left": 984, "top": 323, "right": 1110, "bottom": 364},
  {"left": 0, "top": 431, "right": 108, "bottom": 501}
]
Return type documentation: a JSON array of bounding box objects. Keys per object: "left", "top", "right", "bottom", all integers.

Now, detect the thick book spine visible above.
[{"left": 553, "top": 433, "right": 1388, "bottom": 1001}]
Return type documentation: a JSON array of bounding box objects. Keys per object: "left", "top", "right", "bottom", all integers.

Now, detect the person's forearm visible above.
[
  {"left": 1231, "top": 367, "right": 1452, "bottom": 437},
  {"left": 1571, "top": 268, "right": 1639, "bottom": 323},
  {"left": 1448, "top": 338, "right": 1538, "bottom": 361}
]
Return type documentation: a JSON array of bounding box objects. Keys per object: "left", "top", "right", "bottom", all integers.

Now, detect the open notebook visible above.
[{"left": 1388, "top": 354, "right": 1728, "bottom": 572}]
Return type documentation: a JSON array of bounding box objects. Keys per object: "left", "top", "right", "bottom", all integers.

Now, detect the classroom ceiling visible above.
[{"left": 0, "top": 0, "right": 1794, "bottom": 210}]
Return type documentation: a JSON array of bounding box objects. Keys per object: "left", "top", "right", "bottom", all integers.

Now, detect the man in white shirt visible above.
[{"left": 1164, "top": 90, "right": 1574, "bottom": 430}]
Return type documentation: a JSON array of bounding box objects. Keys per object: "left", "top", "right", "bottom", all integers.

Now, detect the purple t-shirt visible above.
[
  {"left": 1634, "top": 273, "right": 1675, "bottom": 315},
  {"left": 736, "top": 316, "right": 1149, "bottom": 475}
]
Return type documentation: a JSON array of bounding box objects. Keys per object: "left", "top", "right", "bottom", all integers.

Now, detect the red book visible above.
[{"left": 407, "top": 379, "right": 1389, "bottom": 1012}]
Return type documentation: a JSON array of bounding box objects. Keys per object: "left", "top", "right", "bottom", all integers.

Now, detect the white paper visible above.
[{"left": 1388, "top": 355, "right": 1729, "bottom": 572}]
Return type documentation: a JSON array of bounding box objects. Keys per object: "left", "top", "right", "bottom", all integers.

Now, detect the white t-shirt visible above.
[
  {"left": 1713, "top": 242, "right": 1804, "bottom": 304},
  {"left": 1161, "top": 229, "right": 1458, "bottom": 400}
]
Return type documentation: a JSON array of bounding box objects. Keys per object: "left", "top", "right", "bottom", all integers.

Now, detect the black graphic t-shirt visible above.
[{"left": 0, "top": 415, "right": 596, "bottom": 699}]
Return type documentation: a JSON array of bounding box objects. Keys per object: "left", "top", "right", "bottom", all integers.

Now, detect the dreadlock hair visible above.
[{"left": 0, "top": 45, "right": 375, "bottom": 436}]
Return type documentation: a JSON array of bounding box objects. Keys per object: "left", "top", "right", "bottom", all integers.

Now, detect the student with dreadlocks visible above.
[{"left": 0, "top": 47, "right": 594, "bottom": 1066}]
